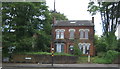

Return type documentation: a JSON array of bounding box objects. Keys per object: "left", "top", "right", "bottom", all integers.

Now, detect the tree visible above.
[
  {"left": 50, "top": 11, "right": 68, "bottom": 20},
  {"left": 2, "top": 2, "right": 52, "bottom": 53},
  {"left": 88, "top": 2, "right": 120, "bottom": 36},
  {"left": 2, "top": 2, "right": 68, "bottom": 55},
  {"left": 88, "top": 2, "right": 119, "bottom": 52}
]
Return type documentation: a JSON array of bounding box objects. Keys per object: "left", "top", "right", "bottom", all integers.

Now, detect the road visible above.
[
  {"left": 2, "top": 63, "right": 120, "bottom": 69},
  {"left": 2, "top": 67, "right": 119, "bottom": 69}
]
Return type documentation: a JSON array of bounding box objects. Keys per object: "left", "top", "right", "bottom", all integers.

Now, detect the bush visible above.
[
  {"left": 96, "top": 42, "right": 107, "bottom": 53},
  {"left": 16, "top": 52, "right": 74, "bottom": 56},
  {"left": 116, "top": 39, "right": 120, "bottom": 52},
  {"left": 103, "top": 50, "right": 119, "bottom": 62},
  {"left": 97, "top": 52, "right": 105, "bottom": 58},
  {"left": 93, "top": 57, "right": 110, "bottom": 64},
  {"left": 93, "top": 50, "right": 119, "bottom": 64},
  {"left": 73, "top": 45, "right": 82, "bottom": 56},
  {"left": 54, "top": 53, "right": 74, "bottom": 56}
]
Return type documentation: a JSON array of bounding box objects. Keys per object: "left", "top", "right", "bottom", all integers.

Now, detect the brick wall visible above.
[
  {"left": 51, "top": 26, "right": 95, "bottom": 56},
  {"left": 12, "top": 54, "right": 78, "bottom": 64}
]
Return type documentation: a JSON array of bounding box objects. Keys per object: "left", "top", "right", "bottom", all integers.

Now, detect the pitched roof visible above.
[{"left": 53, "top": 20, "right": 94, "bottom": 26}]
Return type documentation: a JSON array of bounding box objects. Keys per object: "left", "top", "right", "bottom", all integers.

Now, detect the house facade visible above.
[{"left": 51, "top": 18, "right": 95, "bottom": 56}]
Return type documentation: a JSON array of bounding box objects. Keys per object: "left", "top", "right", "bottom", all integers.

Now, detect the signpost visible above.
[{"left": 87, "top": 50, "right": 90, "bottom": 62}]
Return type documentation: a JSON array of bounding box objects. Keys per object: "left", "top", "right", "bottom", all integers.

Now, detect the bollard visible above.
[{"left": 51, "top": 48, "right": 54, "bottom": 66}]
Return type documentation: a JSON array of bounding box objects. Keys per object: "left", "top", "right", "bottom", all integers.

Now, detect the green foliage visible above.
[
  {"left": 96, "top": 41, "right": 107, "bottom": 52},
  {"left": 50, "top": 11, "right": 68, "bottom": 20},
  {"left": 15, "top": 37, "right": 33, "bottom": 52},
  {"left": 34, "top": 30, "right": 51, "bottom": 52},
  {"left": 16, "top": 52, "right": 74, "bottom": 56},
  {"left": 103, "top": 50, "right": 119, "bottom": 62},
  {"left": 77, "top": 56, "right": 88, "bottom": 63},
  {"left": 93, "top": 50, "right": 119, "bottom": 64},
  {"left": 54, "top": 53, "right": 74, "bottom": 56},
  {"left": 88, "top": 2, "right": 100, "bottom": 15},
  {"left": 88, "top": 2, "right": 120, "bottom": 36},
  {"left": 105, "top": 32, "right": 117, "bottom": 50},
  {"left": 97, "top": 52, "right": 105, "bottom": 58},
  {"left": 2, "top": 2, "right": 68, "bottom": 57},
  {"left": 22, "top": 52, "right": 51, "bottom": 55},
  {"left": 94, "top": 35, "right": 107, "bottom": 53},
  {"left": 94, "top": 33, "right": 117, "bottom": 55},
  {"left": 116, "top": 39, "right": 120, "bottom": 51},
  {"left": 93, "top": 57, "right": 110, "bottom": 64},
  {"left": 73, "top": 44, "right": 82, "bottom": 56},
  {"left": 94, "top": 34, "right": 119, "bottom": 64},
  {"left": 2, "top": 2, "right": 52, "bottom": 53}
]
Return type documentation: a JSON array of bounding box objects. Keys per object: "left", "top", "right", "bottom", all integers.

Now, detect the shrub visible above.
[
  {"left": 97, "top": 52, "right": 105, "bottom": 58},
  {"left": 103, "top": 50, "right": 119, "bottom": 62},
  {"left": 116, "top": 39, "right": 120, "bottom": 52},
  {"left": 16, "top": 52, "right": 74, "bottom": 56},
  {"left": 96, "top": 42, "right": 107, "bottom": 53},
  {"left": 93, "top": 57, "right": 110, "bottom": 64},
  {"left": 54, "top": 53, "right": 74, "bottom": 56},
  {"left": 73, "top": 45, "right": 82, "bottom": 56},
  {"left": 93, "top": 50, "right": 119, "bottom": 64}
]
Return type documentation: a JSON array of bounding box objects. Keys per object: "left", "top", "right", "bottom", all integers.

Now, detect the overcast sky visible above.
[{"left": 46, "top": 0, "right": 103, "bottom": 36}]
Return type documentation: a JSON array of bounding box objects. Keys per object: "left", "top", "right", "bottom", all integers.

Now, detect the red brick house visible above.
[{"left": 51, "top": 17, "right": 95, "bottom": 56}]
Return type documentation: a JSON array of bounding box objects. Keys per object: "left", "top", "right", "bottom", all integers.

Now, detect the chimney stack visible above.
[{"left": 92, "top": 17, "right": 94, "bottom": 24}]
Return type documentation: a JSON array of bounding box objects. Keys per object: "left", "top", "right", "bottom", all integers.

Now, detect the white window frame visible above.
[
  {"left": 78, "top": 43, "right": 91, "bottom": 54},
  {"left": 79, "top": 29, "right": 84, "bottom": 39},
  {"left": 56, "top": 43, "right": 64, "bottom": 53},
  {"left": 69, "top": 29, "right": 75, "bottom": 39},
  {"left": 55, "top": 29, "right": 65, "bottom": 39},
  {"left": 79, "top": 29, "right": 89, "bottom": 39},
  {"left": 55, "top": 29, "right": 60, "bottom": 39},
  {"left": 85, "top": 29, "right": 89, "bottom": 39},
  {"left": 60, "top": 29, "right": 65, "bottom": 39}
]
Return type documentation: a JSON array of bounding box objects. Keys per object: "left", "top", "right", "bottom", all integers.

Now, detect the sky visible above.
[{"left": 46, "top": 0, "right": 103, "bottom": 36}]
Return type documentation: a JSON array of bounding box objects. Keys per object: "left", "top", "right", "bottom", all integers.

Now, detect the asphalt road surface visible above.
[
  {"left": 2, "top": 67, "right": 119, "bottom": 69},
  {"left": 2, "top": 64, "right": 120, "bottom": 69}
]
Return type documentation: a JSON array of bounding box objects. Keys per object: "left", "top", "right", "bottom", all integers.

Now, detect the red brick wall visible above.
[{"left": 51, "top": 26, "right": 95, "bottom": 56}]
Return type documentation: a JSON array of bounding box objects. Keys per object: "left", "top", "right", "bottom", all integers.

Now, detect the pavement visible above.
[{"left": 2, "top": 63, "right": 120, "bottom": 68}]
